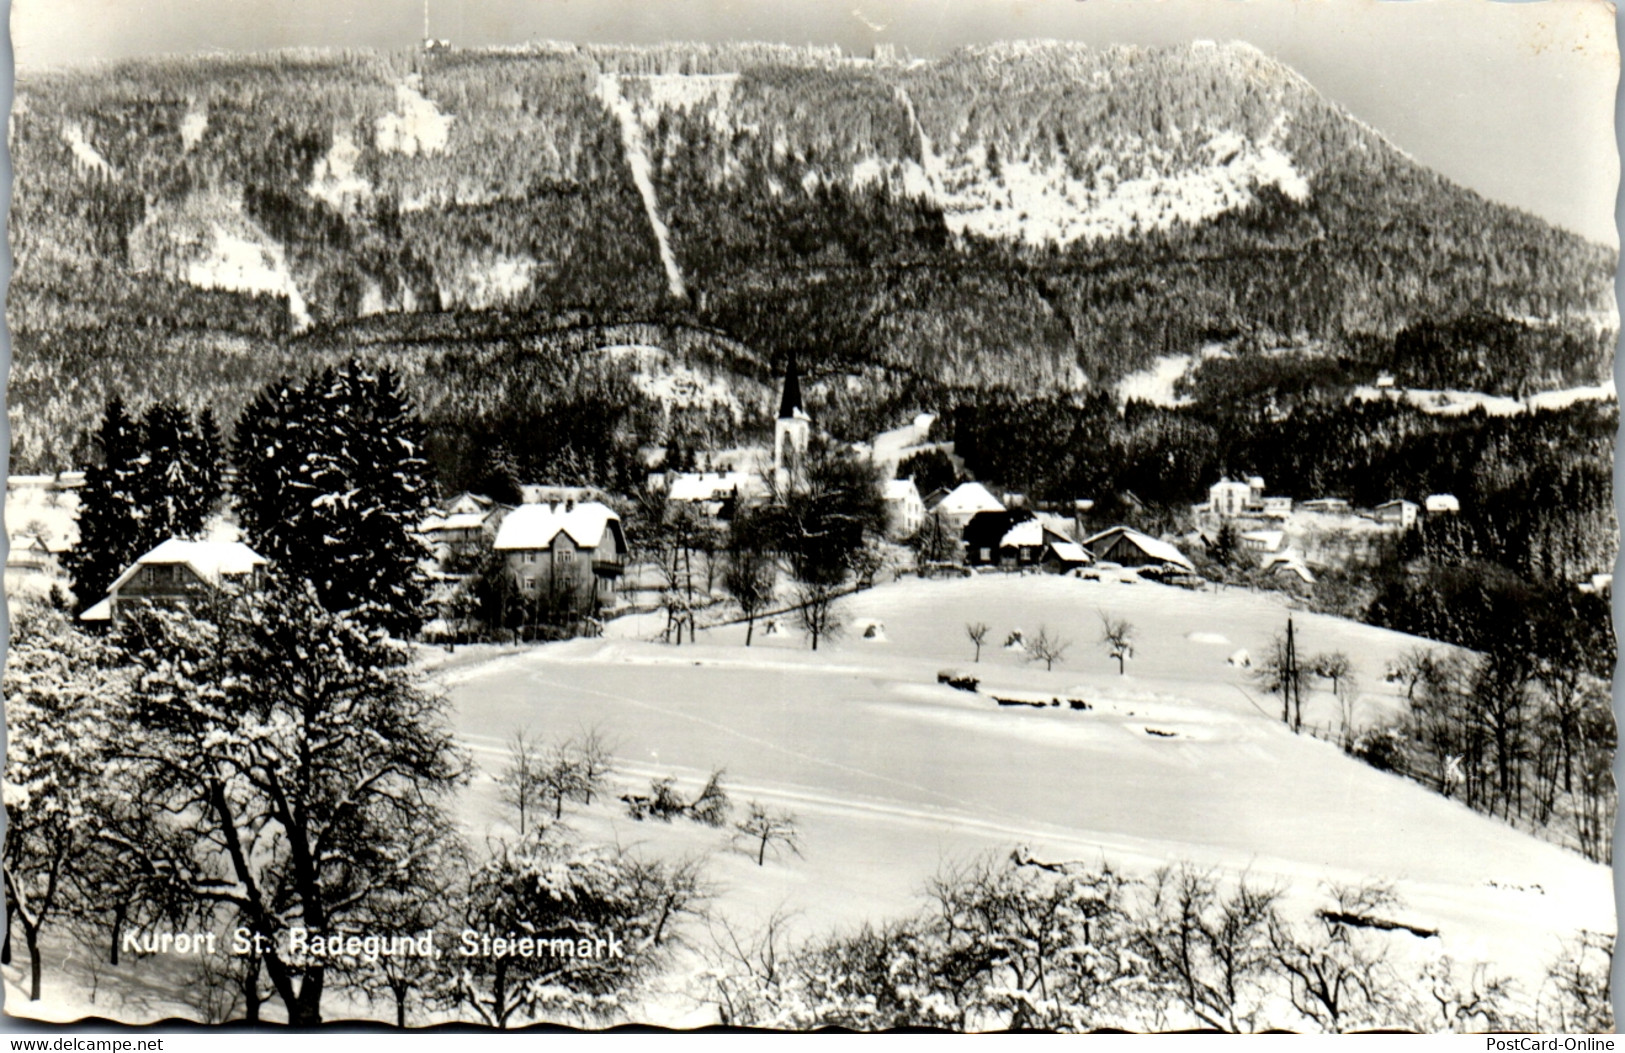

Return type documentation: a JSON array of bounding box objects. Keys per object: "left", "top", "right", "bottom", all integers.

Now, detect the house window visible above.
[
  {"left": 522, "top": 552, "right": 537, "bottom": 565},
  {"left": 522, "top": 575, "right": 535, "bottom": 590}
]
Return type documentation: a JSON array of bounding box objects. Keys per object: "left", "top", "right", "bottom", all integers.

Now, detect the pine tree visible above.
[
  {"left": 234, "top": 362, "right": 431, "bottom": 637},
  {"left": 64, "top": 398, "right": 146, "bottom": 608},
  {"left": 136, "top": 402, "right": 222, "bottom": 542},
  {"left": 67, "top": 399, "right": 224, "bottom": 610}
]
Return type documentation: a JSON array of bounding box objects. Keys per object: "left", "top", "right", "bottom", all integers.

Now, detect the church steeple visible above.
[
  {"left": 777, "top": 352, "right": 805, "bottom": 421},
  {"left": 773, "top": 353, "right": 811, "bottom": 490}
]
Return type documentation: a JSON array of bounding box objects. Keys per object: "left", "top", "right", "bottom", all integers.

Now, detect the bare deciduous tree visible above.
[
  {"left": 794, "top": 582, "right": 843, "bottom": 651},
  {"left": 966, "top": 622, "right": 990, "bottom": 663},
  {"left": 734, "top": 803, "right": 804, "bottom": 866},
  {"left": 1098, "top": 613, "right": 1135, "bottom": 675},
  {"left": 497, "top": 729, "right": 545, "bottom": 836},
  {"left": 1026, "top": 625, "right": 1071, "bottom": 672}
]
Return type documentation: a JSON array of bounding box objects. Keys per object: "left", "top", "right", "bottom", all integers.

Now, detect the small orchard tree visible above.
[
  {"left": 723, "top": 509, "right": 777, "bottom": 646},
  {"left": 734, "top": 803, "right": 803, "bottom": 866},
  {"left": 1099, "top": 613, "right": 1135, "bottom": 675},
  {"left": 1026, "top": 626, "right": 1071, "bottom": 672},
  {"left": 966, "top": 622, "right": 990, "bottom": 663},
  {"left": 1311, "top": 652, "right": 1358, "bottom": 748},
  {"left": 497, "top": 730, "right": 546, "bottom": 836},
  {"left": 1267, "top": 882, "right": 1407, "bottom": 1032},
  {"left": 540, "top": 743, "right": 589, "bottom": 822},
  {"left": 571, "top": 728, "right": 616, "bottom": 807},
  {"left": 793, "top": 582, "right": 844, "bottom": 651}
]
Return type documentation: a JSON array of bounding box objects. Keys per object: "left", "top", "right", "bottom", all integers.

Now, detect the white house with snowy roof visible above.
[
  {"left": 493, "top": 501, "right": 628, "bottom": 613},
  {"left": 80, "top": 538, "right": 269, "bottom": 624},
  {"left": 882, "top": 478, "right": 925, "bottom": 539},
  {"left": 928, "top": 481, "right": 1005, "bottom": 532}
]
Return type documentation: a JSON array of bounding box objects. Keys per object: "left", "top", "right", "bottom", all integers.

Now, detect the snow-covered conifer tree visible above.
[{"left": 233, "top": 361, "right": 431, "bottom": 636}]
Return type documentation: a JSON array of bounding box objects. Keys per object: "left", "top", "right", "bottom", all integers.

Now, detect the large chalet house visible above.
[
  {"left": 493, "top": 500, "right": 628, "bottom": 614},
  {"left": 80, "top": 538, "right": 269, "bottom": 625}
]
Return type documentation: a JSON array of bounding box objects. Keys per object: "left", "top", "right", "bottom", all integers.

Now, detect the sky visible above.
[{"left": 8, "top": 0, "right": 1621, "bottom": 247}]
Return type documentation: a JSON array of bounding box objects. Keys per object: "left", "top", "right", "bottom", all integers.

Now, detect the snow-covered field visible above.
[
  {"left": 8, "top": 574, "right": 1609, "bottom": 1025},
  {"left": 440, "top": 576, "right": 1611, "bottom": 1009}
]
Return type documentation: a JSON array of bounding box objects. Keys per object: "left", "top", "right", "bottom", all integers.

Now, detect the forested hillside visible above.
[{"left": 8, "top": 40, "right": 1615, "bottom": 472}]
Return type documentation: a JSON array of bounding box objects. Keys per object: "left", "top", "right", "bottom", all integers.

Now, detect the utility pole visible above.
[{"left": 1284, "top": 613, "right": 1301, "bottom": 733}]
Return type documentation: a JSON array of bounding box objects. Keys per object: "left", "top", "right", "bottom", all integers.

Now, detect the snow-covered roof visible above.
[
  {"left": 82, "top": 539, "right": 269, "bottom": 620},
  {"left": 1241, "top": 529, "right": 1285, "bottom": 551},
  {"left": 494, "top": 501, "right": 620, "bottom": 551},
  {"left": 1424, "top": 494, "right": 1460, "bottom": 512},
  {"left": 1262, "top": 551, "right": 1316, "bottom": 583},
  {"left": 1376, "top": 499, "right": 1418, "bottom": 511},
  {"left": 883, "top": 478, "right": 921, "bottom": 502},
  {"left": 421, "top": 511, "right": 491, "bottom": 533},
  {"left": 1046, "top": 541, "right": 1090, "bottom": 564},
  {"left": 931, "top": 482, "right": 1004, "bottom": 516},
  {"left": 445, "top": 492, "right": 496, "bottom": 516},
  {"left": 109, "top": 539, "right": 268, "bottom": 592},
  {"left": 666, "top": 471, "right": 766, "bottom": 503},
  {"left": 999, "top": 519, "right": 1044, "bottom": 548},
  {"left": 1082, "top": 526, "right": 1196, "bottom": 573}
]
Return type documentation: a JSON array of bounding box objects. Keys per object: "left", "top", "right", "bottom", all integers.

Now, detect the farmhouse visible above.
[
  {"left": 963, "top": 512, "right": 1080, "bottom": 569},
  {"left": 882, "top": 478, "right": 925, "bottom": 539},
  {"left": 80, "top": 538, "right": 269, "bottom": 624},
  {"left": 1425, "top": 493, "right": 1461, "bottom": 515},
  {"left": 1082, "top": 525, "right": 1196, "bottom": 573},
  {"left": 493, "top": 501, "right": 628, "bottom": 613}
]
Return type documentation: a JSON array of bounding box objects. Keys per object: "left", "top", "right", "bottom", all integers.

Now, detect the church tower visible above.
[{"left": 773, "top": 353, "right": 811, "bottom": 491}]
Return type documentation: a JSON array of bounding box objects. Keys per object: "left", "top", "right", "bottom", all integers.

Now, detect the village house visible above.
[
  {"left": 1301, "top": 497, "right": 1352, "bottom": 515},
  {"left": 493, "top": 500, "right": 628, "bottom": 614},
  {"left": 658, "top": 470, "right": 769, "bottom": 520},
  {"left": 80, "top": 538, "right": 269, "bottom": 625},
  {"left": 929, "top": 481, "right": 1006, "bottom": 533},
  {"left": 1240, "top": 529, "right": 1285, "bottom": 553},
  {"left": 962, "top": 511, "right": 1084, "bottom": 570},
  {"left": 1262, "top": 550, "right": 1317, "bottom": 587},
  {"left": 4, "top": 533, "right": 61, "bottom": 599},
  {"left": 1374, "top": 499, "right": 1420, "bottom": 530},
  {"left": 1208, "top": 477, "right": 1254, "bottom": 518},
  {"left": 1082, "top": 525, "right": 1197, "bottom": 574},
  {"left": 418, "top": 492, "right": 505, "bottom": 565},
  {"left": 1425, "top": 493, "right": 1461, "bottom": 515},
  {"left": 882, "top": 477, "right": 926, "bottom": 539}
]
